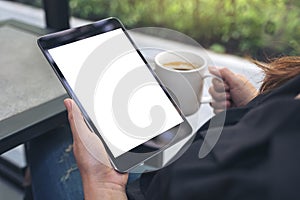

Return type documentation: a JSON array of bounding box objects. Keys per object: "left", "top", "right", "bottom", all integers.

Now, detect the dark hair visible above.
[{"left": 252, "top": 56, "right": 300, "bottom": 93}]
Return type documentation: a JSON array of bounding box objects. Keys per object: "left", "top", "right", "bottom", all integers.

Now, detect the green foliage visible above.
[
  {"left": 68, "top": 0, "right": 300, "bottom": 60},
  {"left": 12, "top": 0, "right": 300, "bottom": 60}
]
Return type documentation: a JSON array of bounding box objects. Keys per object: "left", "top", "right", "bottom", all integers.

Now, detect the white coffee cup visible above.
[{"left": 154, "top": 51, "right": 213, "bottom": 116}]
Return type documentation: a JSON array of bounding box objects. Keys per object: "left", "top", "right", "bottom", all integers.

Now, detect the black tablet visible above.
[{"left": 37, "top": 17, "right": 192, "bottom": 172}]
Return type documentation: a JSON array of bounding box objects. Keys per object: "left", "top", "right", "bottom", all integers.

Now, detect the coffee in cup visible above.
[{"left": 163, "top": 61, "right": 199, "bottom": 71}]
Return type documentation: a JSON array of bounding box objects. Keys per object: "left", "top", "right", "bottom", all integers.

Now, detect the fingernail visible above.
[{"left": 64, "top": 99, "right": 72, "bottom": 112}]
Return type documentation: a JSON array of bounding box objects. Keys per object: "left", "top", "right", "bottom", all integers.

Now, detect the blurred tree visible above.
[{"left": 9, "top": 0, "right": 300, "bottom": 60}]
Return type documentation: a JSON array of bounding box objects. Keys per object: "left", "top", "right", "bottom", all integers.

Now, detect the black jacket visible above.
[{"left": 127, "top": 75, "right": 300, "bottom": 200}]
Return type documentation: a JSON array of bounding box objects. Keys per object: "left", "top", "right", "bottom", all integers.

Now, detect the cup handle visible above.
[{"left": 200, "top": 74, "right": 223, "bottom": 104}]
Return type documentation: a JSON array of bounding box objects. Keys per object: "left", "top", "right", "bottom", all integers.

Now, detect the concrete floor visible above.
[
  {"left": 0, "top": 146, "right": 26, "bottom": 199},
  {"left": 0, "top": 176, "right": 23, "bottom": 199}
]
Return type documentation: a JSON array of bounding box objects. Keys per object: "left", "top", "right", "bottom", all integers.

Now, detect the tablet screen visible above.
[{"left": 48, "top": 28, "right": 184, "bottom": 157}]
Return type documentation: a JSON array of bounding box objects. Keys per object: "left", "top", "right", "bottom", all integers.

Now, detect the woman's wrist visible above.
[{"left": 82, "top": 173, "right": 127, "bottom": 200}]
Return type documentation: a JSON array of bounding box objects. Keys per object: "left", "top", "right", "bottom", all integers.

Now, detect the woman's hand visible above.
[
  {"left": 208, "top": 66, "right": 258, "bottom": 114},
  {"left": 64, "top": 98, "right": 128, "bottom": 200}
]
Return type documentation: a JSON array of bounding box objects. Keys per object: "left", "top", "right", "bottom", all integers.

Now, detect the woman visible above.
[{"left": 29, "top": 56, "right": 300, "bottom": 199}]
